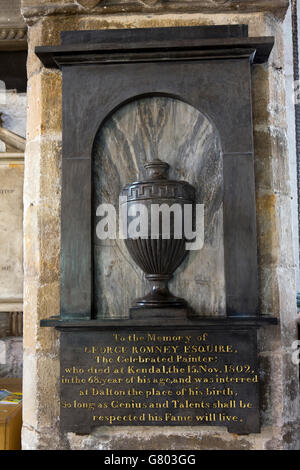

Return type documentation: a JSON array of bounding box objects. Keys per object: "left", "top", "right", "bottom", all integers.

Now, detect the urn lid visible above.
[
  {"left": 121, "top": 159, "right": 195, "bottom": 203},
  {"left": 143, "top": 159, "right": 169, "bottom": 180}
]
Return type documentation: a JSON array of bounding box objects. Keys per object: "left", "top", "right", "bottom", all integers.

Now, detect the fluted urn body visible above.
[{"left": 121, "top": 159, "right": 196, "bottom": 311}]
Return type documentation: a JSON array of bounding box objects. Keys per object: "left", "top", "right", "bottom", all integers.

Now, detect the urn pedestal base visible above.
[
  {"left": 131, "top": 274, "right": 188, "bottom": 313},
  {"left": 129, "top": 306, "right": 190, "bottom": 321}
]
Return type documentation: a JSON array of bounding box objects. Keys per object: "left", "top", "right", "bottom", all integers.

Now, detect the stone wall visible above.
[{"left": 21, "top": 0, "right": 300, "bottom": 450}]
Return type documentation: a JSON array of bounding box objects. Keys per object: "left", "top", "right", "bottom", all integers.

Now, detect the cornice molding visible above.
[
  {"left": 0, "top": 152, "right": 24, "bottom": 164},
  {"left": 35, "top": 33, "right": 274, "bottom": 69},
  {"left": 0, "top": 27, "right": 27, "bottom": 50},
  {"left": 21, "top": 0, "right": 289, "bottom": 22},
  {"left": 0, "top": 27, "right": 27, "bottom": 41}
]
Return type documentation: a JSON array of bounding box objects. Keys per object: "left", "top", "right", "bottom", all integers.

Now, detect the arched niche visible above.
[{"left": 92, "top": 96, "right": 225, "bottom": 318}]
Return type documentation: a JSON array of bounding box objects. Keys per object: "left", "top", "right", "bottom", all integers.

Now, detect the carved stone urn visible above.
[{"left": 121, "top": 159, "right": 196, "bottom": 314}]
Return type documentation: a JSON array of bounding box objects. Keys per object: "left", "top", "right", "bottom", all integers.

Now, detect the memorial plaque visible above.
[
  {"left": 0, "top": 157, "right": 23, "bottom": 312},
  {"left": 38, "top": 26, "right": 278, "bottom": 439},
  {"left": 60, "top": 327, "right": 259, "bottom": 434}
]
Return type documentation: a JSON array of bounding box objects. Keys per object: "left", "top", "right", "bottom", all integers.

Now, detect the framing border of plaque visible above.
[{"left": 38, "top": 25, "right": 278, "bottom": 435}]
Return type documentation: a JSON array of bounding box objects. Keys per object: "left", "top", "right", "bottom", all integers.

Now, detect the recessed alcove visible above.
[{"left": 92, "top": 96, "right": 225, "bottom": 319}]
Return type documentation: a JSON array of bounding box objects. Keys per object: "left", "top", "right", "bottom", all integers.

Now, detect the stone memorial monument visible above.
[{"left": 38, "top": 24, "right": 279, "bottom": 436}]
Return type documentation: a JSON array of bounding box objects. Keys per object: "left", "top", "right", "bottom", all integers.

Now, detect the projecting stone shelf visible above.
[{"left": 40, "top": 315, "right": 278, "bottom": 330}]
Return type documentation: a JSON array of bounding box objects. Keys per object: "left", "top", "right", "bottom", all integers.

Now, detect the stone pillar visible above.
[{"left": 21, "top": 0, "right": 300, "bottom": 450}]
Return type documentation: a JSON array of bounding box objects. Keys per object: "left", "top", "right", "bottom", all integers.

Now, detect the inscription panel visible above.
[{"left": 60, "top": 328, "right": 259, "bottom": 434}]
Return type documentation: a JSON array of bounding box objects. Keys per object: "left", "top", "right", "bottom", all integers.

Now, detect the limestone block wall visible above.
[{"left": 21, "top": 0, "right": 300, "bottom": 450}]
